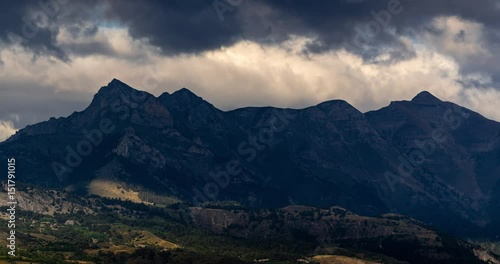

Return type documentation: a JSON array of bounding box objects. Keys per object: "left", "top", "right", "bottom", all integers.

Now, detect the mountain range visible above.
[{"left": 1, "top": 78, "right": 499, "bottom": 239}]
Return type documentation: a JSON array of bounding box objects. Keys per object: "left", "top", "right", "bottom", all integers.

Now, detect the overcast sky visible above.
[{"left": 1, "top": 0, "right": 500, "bottom": 141}]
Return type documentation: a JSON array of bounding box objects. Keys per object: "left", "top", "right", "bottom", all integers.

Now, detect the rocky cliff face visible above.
[{"left": 1, "top": 79, "right": 499, "bottom": 238}]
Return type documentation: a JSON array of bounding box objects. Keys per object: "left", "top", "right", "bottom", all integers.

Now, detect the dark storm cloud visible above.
[
  {"left": 255, "top": 0, "right": 500, "bottom": 77},
  {"left": 0, "top": 0, "right": 104, "bottom": 61},
  {"left": 1, "top": 0, "right": 500, "bottom": 59},
  {"left": 103, "top": 0, "right": 396, "bottom": 56},
  {"left": 0, "top": 0, "right": 69, "bottom": 61},
  {"left": 94, "top": 0, "right": 500, "bottom": 63},
  {"left": 252, "top": 0, "right": 500, "bottom": 59},
  {"left": 101, "top": 0, "right": 243, "bottom": 55}
]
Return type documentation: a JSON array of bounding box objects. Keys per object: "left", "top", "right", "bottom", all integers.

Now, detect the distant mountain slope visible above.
[
  {"left": 366, "top": 91, "right": 500, "bottom": 198},
  {"left": 366, "top": 91, "right": 500, "bottom": 236},
  {"left": 1, "top": 79, "right": 498, "bottom": 238}
]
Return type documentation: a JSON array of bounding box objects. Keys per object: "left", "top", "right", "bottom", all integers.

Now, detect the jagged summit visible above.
[
  {"left": 160, "top": 87, "right": 213, "bottom": 112},
  {"left": 109, "top": 78, "right": 125, "bottom": 86},
  {"left": 101, "top": 79, "right": 203, "bottom": 102},
  {"left": 411, "top": 91, "right": 442, "bottom": 104},
  {"left": 91, "top": 79, "right": 152, "bottom": 109},
  {"left": 92, "top": 78, "right": 142, "bottom": 102},
  {"left": 102, "top": 78, "right": 132, "bottom": 91},
  {"left": 172, "top": 87, "right": 203, "bottom": 101}
]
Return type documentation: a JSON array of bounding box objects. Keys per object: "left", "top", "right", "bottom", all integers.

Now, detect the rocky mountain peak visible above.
[
  {"left": 411, "top": 91, "right": 442, "bottom": 104},
  {"left": 109, "top": 78, "right": 126, "bottom": 86},
  {"left": 91, "top": 78, "right": 152, "bottom": 108},
  {"left": 160, "top": 87, "right": 217, "bottom": 114},
  {"left": 315, "top": 99, "right": 366, "bottom": 122},
  {"left": 96, "top": 78, "right": 136, "bottom": 96},
  {"left": 171, "top": 88, "right": 203, "bottom": 104}
]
